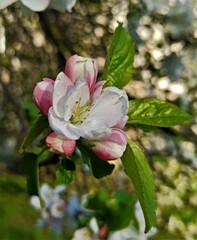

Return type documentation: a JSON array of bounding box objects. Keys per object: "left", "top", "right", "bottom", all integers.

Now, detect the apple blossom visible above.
[
  {"left": 46, "top": 132, "right": 76, "bottom": 156},
  {"left": 33, "top": 55, "right": 129, "bottom": 160},
  {"left": 32, "top": 78, "right": 54, "bottom": 116}
]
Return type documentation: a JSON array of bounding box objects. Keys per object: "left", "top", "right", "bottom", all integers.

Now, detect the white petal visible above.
[
  {"left": 40, "top": 183, "right": 53, "bottom": 207},
  {"left": 30, "top": 196, "right": 41, "bottom": 210},
  {"left": 86, "top": 87, "right": 128, "bottom": 127},
  {"left": 64, "top": 0, "right": 77, "bottom": 12},
  {"left": 0, "top": 0, "right": 16, "bottom": 9},
  {"left": 49, "top": 0, "right": 77, "bottom": 12},
  {"left": 53, "top": 72, "right": 73, "bottom": 118},
  {"left": 54, "top": 185, "right": 66, "bottom": 194},
  {"left": 21, "top": 0, "right": 50, "bottom": 11},
  {"left": 78, "top": 119, "right": 111, "bottom": 140},
  {"left": 48, "top": 107, "right": 80, "bottom": 140},
  {"left": 64, "top": 78, "right": 90, "bottom": 121},
  {"left": 89, "top": 217, "right": 99, "bottom": 234}
]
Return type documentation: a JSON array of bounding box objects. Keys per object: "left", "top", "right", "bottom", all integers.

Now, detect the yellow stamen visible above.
[{"left": 70, "top": 98, "right": 92, "bottom": 125}]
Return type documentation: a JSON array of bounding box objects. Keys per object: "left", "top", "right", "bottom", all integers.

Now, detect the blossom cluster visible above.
[
  {"left": 33, "top": 55, "right": 129, "bottom": 160},
  {"left": 30, "top": 183, "right": 89, "bottom": 235}
]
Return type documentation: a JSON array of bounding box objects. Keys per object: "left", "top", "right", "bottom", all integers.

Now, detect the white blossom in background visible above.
[
  {"left": 30, "top": 183, "right": 92, "bottom": 235},
  {"left": 0, "top": 0, "right": 77, "bottom": 12},
  {"left": 0, "top": 25, "right": 6, "bottom": 54},
  {"left": 108, "top": 202, "right": 157, "bottom": 240},
  {"left": 30, "top": 183, "right": 67, "bottom": 234},
  {"left": 40, "top": 183, "right": 66, "bottom": 208},
  {"left": 72, "top": 217, "right": 99, "bottom": 240}
]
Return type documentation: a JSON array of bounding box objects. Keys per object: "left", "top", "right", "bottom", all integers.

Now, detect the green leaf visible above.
[
  {"left": 19, "top": 114, "right": 49, "bottom": 154},
  {"left": 23, "top": 153, "right": 39, "bottom": 196},
  {"left": 79, "top": 146, "right": 115, "bottom": 178},
  {"left": 86, "top": 190, "right": 109, "bottom": 212},
  {"left": 106, "top": 191, "right": 135, "bottom": 231},
  {"left": 102, "top": 23, "right": 134, "bottom": 88},
  {"left": 121, "top": 140, "right": 156, "bottom": 233},
  {"left": 128, "top": 98, "right": 193, "bottom": 127},
  {"left": 86, "top": 190, "right": 135, "bottom": 231},
  {"left": 56, "top": 159, "right": 75, "bottom": 184}
]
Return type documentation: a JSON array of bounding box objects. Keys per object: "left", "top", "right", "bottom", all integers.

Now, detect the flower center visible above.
[{"left": 70, "top": 98, "right": 92, "bottom": 125}]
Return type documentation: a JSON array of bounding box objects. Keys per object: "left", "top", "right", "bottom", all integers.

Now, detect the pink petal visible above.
[
  {"left": 65, "top": 55, "right": 98, "bottom": 91},
  {"left": 91, "top": 80, "right": 106, "bottom": 101},
  {"left": 62, "top": 138, "right": 76, "bottom": 156},
  {"left": 113, "top": 116, "right": 128, "bottom": 129},
  {"left": 46, "top": 132, "right": 76, "bottom": 156},
  {"left": 91, "top": 128, "right": 128, "bottom": 160},
  {"left": 43, "top": 77, "right": 55, "bottom": 84},
  {"left": 33, "top": 79, "right": 54, "bottom": 115},
  {"left": 46, "top": 132, "right": 64, "bottom": 154},
  {"left": 84, "top": 58, "right": 98, "bottom": 92},
  {"left": 64, "top": 54, "right": 79, "bottom": 84}
]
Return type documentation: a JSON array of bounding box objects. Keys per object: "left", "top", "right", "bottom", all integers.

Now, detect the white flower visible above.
[
  {"left": 40, "top": 183, "right": 66, "bottom": 208},
  {"left": 30, "top": 183, "right": 66, "bottom": 211},
  {"left": 0, "top": 0, "right": 77, "bottom": 12},
  {"left": 48, "top": 74, "right": 128, "bottom": 141}
]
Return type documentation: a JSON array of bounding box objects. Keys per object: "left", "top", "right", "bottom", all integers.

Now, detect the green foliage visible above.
[
  {"left": 79, "top": 146, "right": 115, "bottom": 178},
  {"left": 0, "top": 173, "right": 63, "bottom": 240},
  {"left": 121, "top": 140, "right": 156, "bottom": 233},
  {"left": 86, "top": 190, "right": 135, "bottom": 231},
  {"left": 23, "top": 153, "right": 39, "bottom": 196},
  {"left": 19, "top": 114, "right": 49, "bottom": 154},
  {"left": 106, "top": 191, "right": 135, "bottom": 230},
  {"left": 87, "top": 190, "right": 109, "bottom": 212},
  {"left": 21, "top": 95, "right": 40, "bottom": 124},
  {"left": 102, "top": 23, "right": 134, "bottom": 88},
  {"left": 128, "top": 98, "right": 192, "bottom": 127},
  {"left": 56, "top": 158, "right": 76, "bottom": 184}
]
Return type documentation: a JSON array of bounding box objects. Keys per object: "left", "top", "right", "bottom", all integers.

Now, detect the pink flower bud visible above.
[
  {"left": 46, "top": 132, "right": 76, "bottom": 156},
  {"left": 91, "top": 128, "right": 128, "bottom": 160},
  {"left": 33, "top": 78, "right": 54, "bottom": 115},
  {"left": 65, "top": 54, "right": 98, "bottom": 93}
]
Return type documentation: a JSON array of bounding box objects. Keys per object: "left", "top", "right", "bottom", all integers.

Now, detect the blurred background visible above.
[{"left": 0, "top": 0, "right": 197, "bottom": 239}]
